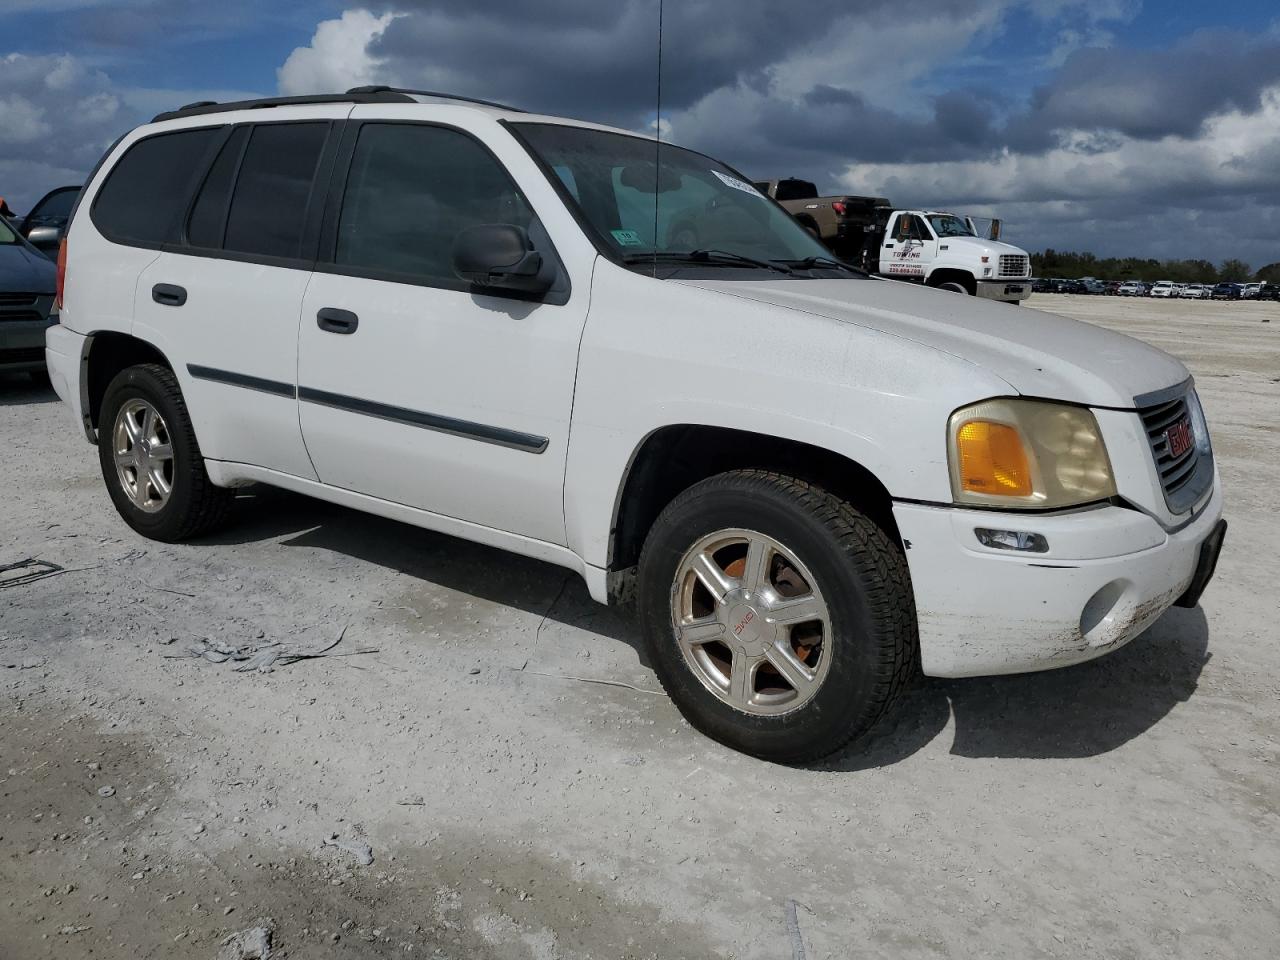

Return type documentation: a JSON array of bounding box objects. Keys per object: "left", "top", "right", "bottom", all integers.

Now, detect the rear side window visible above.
[
  {"left": 186, "top": 126, "right": 249, "bottom": 249},
  {"left": 223, "top": 123, "right": 329, "bottom": 260},
  {"left": 92, "top": 128, "right": 220, "bottom": 245},
  {"left": 334, "top": 123, "right": 532, "bottom": 285}
]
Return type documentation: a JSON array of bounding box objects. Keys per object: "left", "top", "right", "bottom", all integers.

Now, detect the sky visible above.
[{"left": 2, "top": 0, "right": 1279, "bottom": 267}]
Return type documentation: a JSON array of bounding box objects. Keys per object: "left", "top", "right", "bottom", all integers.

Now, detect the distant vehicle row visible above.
[{"left": 1032, "top": 277, "right": 1278, "bottom": 300}]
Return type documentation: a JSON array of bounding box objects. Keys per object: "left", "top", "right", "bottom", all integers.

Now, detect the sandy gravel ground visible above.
[{"left": 1, "top": 294, "right": 1277, "bottom": 959}]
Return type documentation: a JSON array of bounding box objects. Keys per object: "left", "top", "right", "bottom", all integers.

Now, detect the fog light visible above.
[{"left": 974, "top": 528, "right": 1048, "bottom": 553}]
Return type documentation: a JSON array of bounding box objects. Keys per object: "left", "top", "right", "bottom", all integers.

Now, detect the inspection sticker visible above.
[
  {"left": 611, "top": 229, "right": 645, "bottom": 247},
  {"left": 711, "top": 170, "right": 765, "bottom": 198}
]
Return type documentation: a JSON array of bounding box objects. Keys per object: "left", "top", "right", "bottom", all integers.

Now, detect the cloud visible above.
[
  {"left": 0, "top": 53, "right": 125, "bottom": 210},
  {"left": 277, "top": 8, "right": 402, "bottom": 97},
  {"left": 840, "top": 84, "right": 1280, "bottom": 261}
]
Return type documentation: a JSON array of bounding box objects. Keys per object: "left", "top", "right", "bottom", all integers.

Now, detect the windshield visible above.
[
  {"left": 928, "top": 214, "right": 975, "bottom": 238},
  {"left": 513, "top": 123, "right": 838, "bottom": 269}
]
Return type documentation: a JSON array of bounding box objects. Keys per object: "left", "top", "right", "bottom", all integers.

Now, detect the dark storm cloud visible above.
[
  {"left": 367, "top": 0, "right": 993, "bottom": 122},
  {"left": 1012, "top": 30, "right": 1280, "bottom": 145}
]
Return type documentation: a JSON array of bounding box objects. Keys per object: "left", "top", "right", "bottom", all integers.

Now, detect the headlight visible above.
[{"left": 948, "top": 398, "right": 1116, "bottom": 509}]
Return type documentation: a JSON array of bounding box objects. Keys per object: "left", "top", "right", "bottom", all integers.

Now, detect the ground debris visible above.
[
  {"left": 322, "top": 833, "right": 374, "bottom": 866},
  {"left": 0, "top": 557, "right": 65, "bottom": 589},
  {"left": 164, "top": 625, "right": 377, "bottom": 674},
  {"left": 785, "top": 900, "right": 808, "bottom": 960},
  {"left": 218, "top": 918, "right": 275, "bottom": 960}
]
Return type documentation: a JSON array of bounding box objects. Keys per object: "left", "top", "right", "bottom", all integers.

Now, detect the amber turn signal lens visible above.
[{"left": 955, "top": 420, "right": 1032, "bottom": 496}]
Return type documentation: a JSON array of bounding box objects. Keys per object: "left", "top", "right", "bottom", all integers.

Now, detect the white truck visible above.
[
  {"left": 754, "top": 180, "right": 1033, "bottom": 303},
  {"left": 878, "top": 210, "right": 1032, "bottom": 303}
]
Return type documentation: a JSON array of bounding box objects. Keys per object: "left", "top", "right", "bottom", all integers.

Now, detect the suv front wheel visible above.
[
  {"left": 638, "top": 470, "right": 918, "bottom": 763},
  {"left": 97, "top": 363, "right": 231, "bottom": 542}
]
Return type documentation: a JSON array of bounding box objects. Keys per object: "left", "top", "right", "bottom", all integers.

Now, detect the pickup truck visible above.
[{"left": 755, "top": 179, "right": 1032, "bottom": 304}]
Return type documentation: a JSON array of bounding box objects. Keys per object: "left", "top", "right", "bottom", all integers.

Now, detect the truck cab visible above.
[{"left": 880, "top": 211, "right": 1032, "bottom": 303}]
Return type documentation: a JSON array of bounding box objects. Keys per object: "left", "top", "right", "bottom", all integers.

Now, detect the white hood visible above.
[{"left": 678, "top": 276, "right": 1189, "bottom": 409}]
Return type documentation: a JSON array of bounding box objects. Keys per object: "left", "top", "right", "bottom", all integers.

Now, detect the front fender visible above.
[{"left": 563, "top": 265, "right": 1011, "bottom": 569}]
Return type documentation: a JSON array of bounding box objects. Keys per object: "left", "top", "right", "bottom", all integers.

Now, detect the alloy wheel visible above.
[
  {"left": 112, "top": 398, "right": 174, "bottom": 513},
  {"left": 670, "top": 529, "right": 832, "bottom": 716}
]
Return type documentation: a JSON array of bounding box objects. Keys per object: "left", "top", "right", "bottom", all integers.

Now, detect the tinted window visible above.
[
  {"left": 224, "top": 123, "right": 328, "bottom": 260},
  {"left": 30, "top": 187, "right": 79, "bottom": 223},
  {"left": 336, "top": 124, "right": 532, "bottom": 284},
  {"left": 187, "top": 126, "right": 249, "bottom": 249},
  {"left": 773, "top": 179, "right": 817, "bottom": 202},
  {"left": 93, "top": 128, "right": 220, "bottom": 245}
]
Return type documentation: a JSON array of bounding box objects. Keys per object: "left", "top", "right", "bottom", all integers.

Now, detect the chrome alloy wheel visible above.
[
  {"left": 671, "top": 529, "right": 832, "bottom": 716},
  {"left": 112, "top": 399, "right": 174, "bottom": 513}
]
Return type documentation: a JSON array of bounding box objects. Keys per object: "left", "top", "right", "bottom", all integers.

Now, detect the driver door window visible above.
[{"left": 335, "top": 124, "right": 533, "bottom": 287}]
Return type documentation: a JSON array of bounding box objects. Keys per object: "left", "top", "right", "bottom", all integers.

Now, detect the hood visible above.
[
  {"left": 941, "top": 236, "right": 1025, "bottom": 259},
  {"left": 0, "top": 242, "right": 57, "bottom": 294},
  {"left": 678, "top": 276, "right": 1188, "bottom": 409}
]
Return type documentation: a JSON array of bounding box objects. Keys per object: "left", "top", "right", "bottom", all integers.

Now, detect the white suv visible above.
[{"left": 45, "top": 88, "right": 1227, "bottom": 761}]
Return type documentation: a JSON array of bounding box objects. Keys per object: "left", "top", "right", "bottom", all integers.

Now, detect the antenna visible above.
[{"left": 652, "top": 0, "right": 664, "bottom": 278}]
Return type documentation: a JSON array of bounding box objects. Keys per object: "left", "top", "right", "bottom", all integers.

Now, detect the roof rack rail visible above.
[
  {"left": 345, "top": 85, "right": 524, "bottom": 113},
  {"left": 150, "top": 90, "right": 417, "bottom": 123}
]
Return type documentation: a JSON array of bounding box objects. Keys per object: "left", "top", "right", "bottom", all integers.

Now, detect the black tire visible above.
[
  {"left": 637, "top": 470, "right": 918, "bottom": 763},
  {"left": 97, "top": 363, "right": 232, "bottom": 542}
]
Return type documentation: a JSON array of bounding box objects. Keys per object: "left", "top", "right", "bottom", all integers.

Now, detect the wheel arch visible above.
[
  {"left": 81, "top": 331, "right": 175, "bottom": 440},
  {"left": 608, "top": 423, "right": 901, "bottom": 580},
  {"left": 927, "top": 268, "right": 977, "bottom": 295}
]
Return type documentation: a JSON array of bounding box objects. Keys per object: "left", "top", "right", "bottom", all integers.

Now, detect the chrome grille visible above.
[
  {"left": 1139, "top": 392, "right": 1211, "bottom": 513},
  {"left": 998, "top": 255, "right": 1029, "bottom": 278}
]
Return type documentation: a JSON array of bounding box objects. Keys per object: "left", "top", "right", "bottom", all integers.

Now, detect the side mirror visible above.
[
  {"left": 452, "top": 224, "right": 551, "bottom": 296},
  {"left": 26, "top": 225, "right": 61, "bottom": 250}
]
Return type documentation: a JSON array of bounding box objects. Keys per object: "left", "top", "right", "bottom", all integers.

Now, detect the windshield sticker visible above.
[
  {"left": 711, "top": 170, "right": 765, "bottom": 198},
  {"left": 611, "top": 229, "right": 645, "bottom": 247}
]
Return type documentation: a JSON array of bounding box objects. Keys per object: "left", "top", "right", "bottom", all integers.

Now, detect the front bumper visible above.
[
  {"left": 893, "top": 476, "right": 1224, "bottom": 678},
  {"left": 1, "top": 313, "right": 57, "bottom": 371},
  {"left": 974, "top": 279, "right": 1031, "bottom": 302}
]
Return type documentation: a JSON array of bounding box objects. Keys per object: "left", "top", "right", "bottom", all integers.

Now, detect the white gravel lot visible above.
[{"left": 1, "top": 293, "right": 1277, "bottom": 959}]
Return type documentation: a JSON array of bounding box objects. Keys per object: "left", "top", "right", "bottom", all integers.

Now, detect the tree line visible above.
[{"left": 1031, "top": 250, "right": 1280, "bottom": 284}]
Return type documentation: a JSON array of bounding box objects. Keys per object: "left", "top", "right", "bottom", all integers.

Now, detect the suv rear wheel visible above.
[
  {"left": 97, "top": 363, "right": 231, "bottom": 541},
  {"left": 637, "top": 470, "right": 918, "bottom": 762}
]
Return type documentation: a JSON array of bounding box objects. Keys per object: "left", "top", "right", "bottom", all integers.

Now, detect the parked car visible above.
[
  {"left": 1257, "top": 282, "right": 1280, "bottom": 301},
  {"left": 1078, "top": 277, "right": 1105, "bottom": 294},
  {"left": 1241, "top": 282, "right": 1262, "bottom": 299},
  {"left": 45, "top": 87, "right": 1227, "bottom": 762},
  {"left": 1150, "top": 281, "right": 1177, "bottom": 298},
  {"left": 1211, "top": 282, "right": 1243, "bottom": 300},
  {"left": 1117, "top": 281, "right": 1145, "bottom": 296},
  {"left": 1103, "top": 280, "right": 1123, "bottom": 295},
  {"left": 1031, "top": 277, "right": 1051, "bottom": 293},
  {"left": 0, "top": 212, "right": 58, "bottom": 379},
  {"left": 1181, "top": 284, "right": 1210, "bottom": 299},
  {"left": 15, "top": 185, "right": 81, "bottom": 259}
]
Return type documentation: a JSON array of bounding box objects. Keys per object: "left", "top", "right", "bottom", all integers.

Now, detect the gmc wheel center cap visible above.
[{"left": 727, "top": 601, "right": 769, "bottom": 652}]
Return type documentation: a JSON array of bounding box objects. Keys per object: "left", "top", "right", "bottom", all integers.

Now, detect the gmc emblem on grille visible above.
[{"left": 1166, "top": 417, "right": 1194, "bottom": 459}]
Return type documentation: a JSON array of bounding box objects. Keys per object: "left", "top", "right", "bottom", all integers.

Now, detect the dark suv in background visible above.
[
  {"left": 0, "top": 213, "right": 57, "bottom": 379},
  {"left": 15, "top": 185, "right": 81, "bottom": 259}
]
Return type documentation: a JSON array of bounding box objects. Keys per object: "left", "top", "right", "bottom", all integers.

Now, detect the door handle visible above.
[
  {"left": 317, "top": 307, "right": 359, "bottom": 335},
  {"left": 152, "top": 283, "right": 187, "bottom": 307}
]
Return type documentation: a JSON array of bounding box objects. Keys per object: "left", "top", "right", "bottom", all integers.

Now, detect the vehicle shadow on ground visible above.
[
  {"left": 205, "top": 485, "right": 645, "bottom": 660},
  {"left": 208, "top": 486, "right": 1211, "bottom": 768},
  {"left": 0, "top": 373, "right": 57, "bottom": 405},
  {"left": 822, "top": 605, "right": 1210, "bottom": 771}
]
